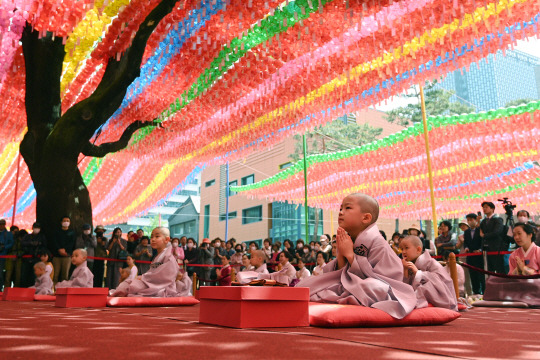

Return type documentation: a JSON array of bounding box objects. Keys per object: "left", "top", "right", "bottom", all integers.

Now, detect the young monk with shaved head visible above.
[
  {"left": 250, "top": 250, "right": 269, "bottom": 274},
  {"left": 55, "top": 248, "right": 94, "bottom": 288},
  {"left": 297, "top": 193, "right": 417, "bottom": 319},
  {"left": 112, "top": 227, "right": 185, "bottom": 297},
  {"left": 400, "top": 235, "right": 458, "bottom": 311}
]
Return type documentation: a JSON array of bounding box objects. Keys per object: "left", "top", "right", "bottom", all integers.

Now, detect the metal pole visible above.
[
  {"left": 419, "top": 85, "right": 438, "bottom": 234},
  {"left": 302, "top": 134, "right": 309, "bottom": 242},
  {"left": 11, "top": 152, "right": 21, "bottom": 226},
  {"left": 225, "top": 161, "right": 230, "bottom": 242}
]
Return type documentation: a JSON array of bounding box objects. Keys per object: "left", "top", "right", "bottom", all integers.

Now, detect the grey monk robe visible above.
[
  {"left": 296, "top": 224, "right": 417, "bottom": 319},
  {"left": 404, "top": 250, "right": 458, "bottom": 311}
]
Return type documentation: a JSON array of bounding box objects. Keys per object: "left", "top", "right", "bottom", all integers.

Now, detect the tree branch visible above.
[
  {"left": 81, "top": 120, "right": 161, "bottom": 158},
  {"left": 63, "top": 0, "right": 181, "bottom": 136}
]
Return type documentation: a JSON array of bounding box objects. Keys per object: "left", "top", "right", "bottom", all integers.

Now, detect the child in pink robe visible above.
[
  {"left": 56, "top": 249, "right": 94, "bottom": 288},
  {"left": 296, "top": 193, "right": 417, "bottom": 319},
  {"left": 250, "top": 250, "right": 269, "bottom": 274},
  {"left": 175, "top": 270, "right": 192, "bottom": 296},
  {"left": 30, "top": 262, "right": 54, "bottom": 295},
  {"left": 400, "top": 236, "right": 458, "bottom": 311},
  {"left": 111, "top": 227, "right": 180, "bottom": 297}
]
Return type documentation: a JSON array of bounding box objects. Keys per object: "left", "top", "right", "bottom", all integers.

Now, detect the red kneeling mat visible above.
[
  {"left": 309, "top": 302, "right": 460, "bottom": 327},
  {"left": 34, "top": 295, "right": 56, "bottom": 301},
  {"left": 107, "top": 296, "right": 200, "bottom": 307}
]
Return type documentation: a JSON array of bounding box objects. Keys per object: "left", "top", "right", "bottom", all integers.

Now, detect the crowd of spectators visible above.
[{"left": 1, "top": 201, "right": 538, "bottom": 296}]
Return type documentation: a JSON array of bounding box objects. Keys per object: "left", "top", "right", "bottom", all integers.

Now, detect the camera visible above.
[{"left": 498, "top": 197, "right": 516, "bottom": 217}]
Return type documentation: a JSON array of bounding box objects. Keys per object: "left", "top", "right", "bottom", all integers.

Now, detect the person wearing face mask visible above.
[
  {"left": 52, "top": 216, "right": 77, "bottom": 284},
  {"left": 170, "top": 237, "right": 185, "bottom": 265},
  {"left": 76, "top": 224, "right": 97, "bottom": 273},
  {"left": 294, "top": 239, "right": 305, "bottom": 264},
  {"left": 183, "top": 238, "right": 199, "bottom": 277},
  {"left": 20, "top": 222, "right": 47, "bottom": 287},
  {"left": 300, "top": 242, "right": 315, "bottom": 268},
  {"left": 212, "top": 239, "right": 226, "bottom": 281},
  {"left": 320, "top": 235, "right": 332, "bottom": 254},
  {"left": 515, "top": 210, "right": 540, "bottom": 246},
  {"left": 230, "top": 244, "right": 244, "bottom": 266}
]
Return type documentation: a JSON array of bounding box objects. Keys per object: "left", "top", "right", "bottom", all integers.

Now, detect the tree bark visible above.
[{"left": 19, "top": 0, "right": 180, "bottom": 243}]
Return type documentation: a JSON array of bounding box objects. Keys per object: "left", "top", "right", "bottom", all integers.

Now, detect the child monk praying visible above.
[
  {"left": 399, "top": 235, "right": 458, "bottom": 311},
  {"left": 296, "top": 193, "right": 416, "bottom": 319},
  {"left": 56, "top": 249, "right": 94, "bottom": 288},
  {"left": 175, "top": 270, "right": 192, "bottom": 296},
  {"left": 111, "top": 227, "right": 182, "bottom": 297}
]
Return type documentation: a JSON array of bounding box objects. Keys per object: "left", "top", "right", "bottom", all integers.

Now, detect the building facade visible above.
[
  {"left": 199, "top": 109, "right": 405, "bottom": 246},
  {"left": 168, "top": 195, "right": 200, "bottom": 240},
  {"left": 435, "top": 50, "right": 540, "bottom": 111}
]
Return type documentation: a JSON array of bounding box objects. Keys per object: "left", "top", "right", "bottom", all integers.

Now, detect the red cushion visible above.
[
  {"left": 107, "top": 296, "right": 200, "bottom": 307},
  {"left": 457, "top": 303, "right": 467, "bottom": 311},
  {"left": 309, "top": 302, "right": 460, "bottom": 327},
  {"left": 34, "top": 295, "right": 56, "bottom": 301}
]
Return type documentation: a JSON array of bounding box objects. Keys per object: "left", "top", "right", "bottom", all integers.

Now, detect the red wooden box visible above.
[
  {"left": 2, "top": 287, "right": 35, "bottom": 301},
  {"left": 199, "top": 286, "right": 309, "bottom": 328},
  {"left": 55, "top": 288, "right": 109, "bottom": 308}
]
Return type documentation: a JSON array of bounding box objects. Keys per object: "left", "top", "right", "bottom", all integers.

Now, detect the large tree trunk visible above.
[{"left": 19, "top": 0, "right": 180, "bottom": 243}]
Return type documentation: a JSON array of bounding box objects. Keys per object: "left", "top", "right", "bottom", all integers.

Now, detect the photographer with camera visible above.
[{"left": 479, "top": 202, "right": 506, "bottom": 273}]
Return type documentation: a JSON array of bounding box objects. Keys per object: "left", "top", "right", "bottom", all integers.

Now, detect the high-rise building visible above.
[{"left": 435, "top": 50, "right": 540, "bottom": 111}]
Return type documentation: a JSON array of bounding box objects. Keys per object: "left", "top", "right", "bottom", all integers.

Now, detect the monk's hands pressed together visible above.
[
  {"left": 402, "top": 259, "right": 418, "bottom": 277},
  {"left": 336, "top": 227, "right": 354, "bottom": 269}
]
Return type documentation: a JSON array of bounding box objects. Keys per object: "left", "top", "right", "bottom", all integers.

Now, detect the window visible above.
[
  {"left": 171, "top": 220, "right": 196, "bottom": 236},
  {"left": 242, "top": 205, "right": 262, "bottom": 224},
  {"left": 228, "top": 180, "right": 237, "bottom": 196},
  {"left": 219, "top": 211, "right": 237, "bottom": 221},
  {"left": 205, "top": 179, "right": 215, "bottom": 187},
  {"left": 203, "top": 205, "right": 210, "bottom": 238},
  {"left": 241, "top": 174, "right": 255, "bottom": 186},
  {"left": 279, "top": 162, "right": 292, "bottom": 170}
]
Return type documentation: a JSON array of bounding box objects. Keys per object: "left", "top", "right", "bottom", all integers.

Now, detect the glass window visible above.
[
  {"left": 241, "top": 174, "right": 255, "bottom": 186},
  {"left": 242, "top": 206, "right": 262, "bottom": 224},
  {"left": 228, "top": 180, "right": 237, "bottom": 196},
  {"left": 203, "top": 205, "right": 210, "bottom": 238},
  {"left": 279, "top": 162, "right": 292, "bottom": 170},
  {"left": 219, "top": 211, "right": 237, "bottom": 221},
  {"left": 205, "top": 179, "right": 215, "bottom": 187}
]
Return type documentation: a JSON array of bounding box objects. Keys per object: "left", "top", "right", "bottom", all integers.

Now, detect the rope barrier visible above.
[{"left": 460, "top": 262, "right": 540, "bottom": 279}]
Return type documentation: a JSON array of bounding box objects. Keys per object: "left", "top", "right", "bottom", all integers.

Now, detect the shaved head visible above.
[
  {"left": 252, "top": 250, "right": 267, "bottom": 262},
  {"left": 350, "top": 193, "right": 379, "bottom": 224},
  {"left": 34, "top": 262, "right": 46, "bottom": 270},
  {"left": 75, "top": 248, "right": 87, "bottom": 258},
  {"left": 153, "top": 226, "right": 170, "bottom": 237},
  {"left": 403, "top": 235, "right": 422, "bottom": 248}
]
